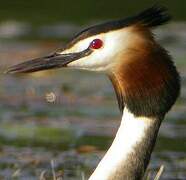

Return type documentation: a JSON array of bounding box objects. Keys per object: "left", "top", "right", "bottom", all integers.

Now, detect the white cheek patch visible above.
[{"left": 61, "top": 28, "right": 132, "bottom": 71}]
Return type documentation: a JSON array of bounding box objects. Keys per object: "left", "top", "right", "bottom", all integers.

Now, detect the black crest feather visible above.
[
  {"left": 133, "top": 6, "right": 171, "bottom": 27},
  {"left": 66, "top": 6, "right": 171, "bottom": 48}
]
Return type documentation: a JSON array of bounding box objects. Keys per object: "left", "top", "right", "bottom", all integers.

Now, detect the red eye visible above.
[{"left": 89, "top": 39, "right": 103, "bottom": 49}]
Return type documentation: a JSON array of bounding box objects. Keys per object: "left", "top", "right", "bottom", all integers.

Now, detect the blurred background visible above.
[{"left": 0, "top": 0, "right": 185, "bottom": 179}]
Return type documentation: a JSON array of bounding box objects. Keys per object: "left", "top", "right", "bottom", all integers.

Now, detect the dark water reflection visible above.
[{"left": 0, "top": 0, "right": 186, "bottom": 24}]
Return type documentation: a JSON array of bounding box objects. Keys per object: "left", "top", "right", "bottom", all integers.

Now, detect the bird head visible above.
[{"left": 6, "top": 6, "right": 170, "bottom": 74}]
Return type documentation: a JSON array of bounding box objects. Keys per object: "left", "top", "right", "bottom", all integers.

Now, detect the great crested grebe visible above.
[{"left": 7, "top": 6, "right": 180, "bottom": 180}]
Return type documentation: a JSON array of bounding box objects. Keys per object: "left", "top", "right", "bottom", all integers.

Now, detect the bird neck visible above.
[
  {"left": 89, "top": 28, "right": 180, "bottom": 180},
  {"left": 89, "top": 108, "right": 161, "bottom": 180}
]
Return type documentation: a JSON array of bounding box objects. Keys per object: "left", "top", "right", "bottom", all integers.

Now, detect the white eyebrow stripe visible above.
[{"left": 59, "top": 33, "right": 107, "bottom": 54}]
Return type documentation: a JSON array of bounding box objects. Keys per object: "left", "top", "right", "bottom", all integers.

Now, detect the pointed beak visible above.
[{"left": 6, "top": 48, "right": 92, "bottom": 74}]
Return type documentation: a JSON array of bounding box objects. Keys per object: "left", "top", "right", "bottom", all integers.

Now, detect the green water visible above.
[{"left": 0, "top": 0, "right": 185, "bottom": 25}]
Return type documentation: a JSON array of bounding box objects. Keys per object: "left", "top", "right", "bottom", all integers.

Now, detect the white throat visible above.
[{"left": 89, "top": 108, "right": 156, "bottom": 180}]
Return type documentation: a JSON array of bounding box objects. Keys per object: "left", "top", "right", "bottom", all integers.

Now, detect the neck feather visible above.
[
  {"left": 89, "top": 108, "right": 161, "bottom": 180},
  {"left": 109, "top": 42, "right": 180, "bottom": 118}
]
